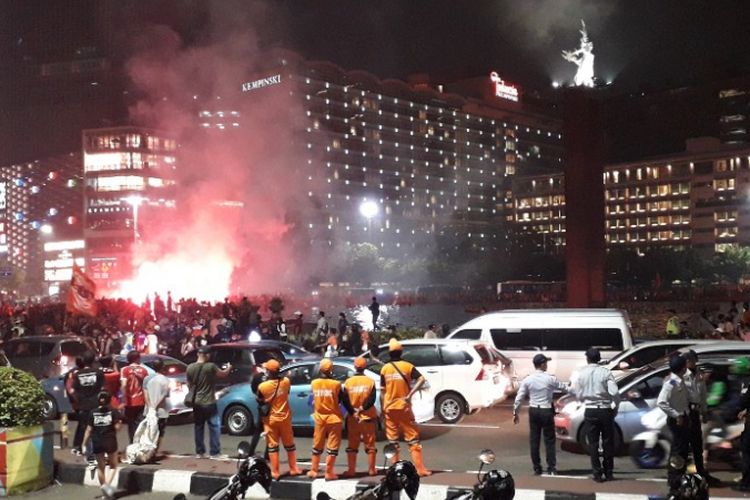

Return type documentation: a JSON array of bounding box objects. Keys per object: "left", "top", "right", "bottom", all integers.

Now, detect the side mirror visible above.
[
  {"left": 383, "top": 443, "right": 398, "bottom": 460},
  {"left": 618, "top": 361, "right": 630, "bottom": 370},
  {"left": 237, "top": 441, "right": 252, "bottom": 459},
  {"left": 478, "top": 449, "right": 496, "bottom": 465}
]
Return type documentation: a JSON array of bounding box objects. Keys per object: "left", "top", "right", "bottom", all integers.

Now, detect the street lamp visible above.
[
  {"left": 121, "top": 195, "right": 148, "bottom": 243},
  {"left": 359, "top": 199, "right": 379, "bottom": 241}
]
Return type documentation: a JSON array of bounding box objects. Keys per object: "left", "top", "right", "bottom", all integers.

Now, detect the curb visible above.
[{"left": 55, "top": 461, "right": 747, "bottom": 499}]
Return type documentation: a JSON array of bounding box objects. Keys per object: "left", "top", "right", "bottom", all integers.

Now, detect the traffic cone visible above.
[
  {"left": 269, "top": 452, "right": 280, "bottom": 480},
  {"left": 341, "top": 452, "right": 357, "bottom": 478},
  {"left": 287, "top": 450, "right": 302, "bottom": 476},
  {"left": 307, "top": 454, "right": 321, "bottom": 478},
  {"left": 367, "top": 452, "right": 377, "bottom": 476},
  {"left": 410, "top": 447, "right": 432, "bottom": 477},
  {"left": 324, "top": 455, "right": 338, "bottom": 481}
]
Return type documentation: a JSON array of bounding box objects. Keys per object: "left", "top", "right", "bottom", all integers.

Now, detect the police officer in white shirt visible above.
[
  {"left": 683, "top": 350, "right": 718, "bottom": 485},
  {"left": 513, "top": 353, "right": 568, "bottom": 475},
  {"left": 657, "top": 354, "right": 689, "bottom": 489},
  {"left": 571, "top": 347, "right": 619, "bottom": 483}
]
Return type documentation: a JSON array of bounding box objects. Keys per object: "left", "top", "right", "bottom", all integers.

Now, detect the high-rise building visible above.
[{"left": 82, "top": 127, "right": 177, "bottom": 291}]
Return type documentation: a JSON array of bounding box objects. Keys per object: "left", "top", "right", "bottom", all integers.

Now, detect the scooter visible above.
[
  {"left": 316, "top": 444, "right": 420, "bottom": 500},
  {"left": 629, "top": 406, "right": 671, "bottom": 469},
  {"left": 206, "top": 441, "right": 272, "bottom": 500},
  {"left": 449, "top": 449, "right": 515, "bottom": 500}
]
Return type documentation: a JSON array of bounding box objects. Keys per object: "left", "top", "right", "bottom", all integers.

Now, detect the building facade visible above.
[
  {"left": 512, "top": 138, "right": 750, "bottom": 254},
  {"left": 82, "top": 127, "right": 177, "bottom": 291},
  {"left": 0, "top": 153, "right": 84, "bottom": 295}
]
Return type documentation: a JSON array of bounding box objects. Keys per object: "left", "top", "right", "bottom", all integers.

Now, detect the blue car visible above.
[{"left": 216, "top": 357, "right": 435, "bottom": 435}]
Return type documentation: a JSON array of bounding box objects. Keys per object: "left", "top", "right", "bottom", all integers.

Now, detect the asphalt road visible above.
[{"left": 13, "top": 483, "right": 203, "bottom": 499}]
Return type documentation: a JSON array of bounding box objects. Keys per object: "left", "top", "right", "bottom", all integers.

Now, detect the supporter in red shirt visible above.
[
  {"left": 120, "top": 350, "right": 149, "bottom": 443},
  {"left": 99, "top": 355, "right": 121, "bottom": 408}
]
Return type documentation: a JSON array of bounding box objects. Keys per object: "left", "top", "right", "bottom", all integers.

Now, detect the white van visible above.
[{"left": 447, "top": 309, "right": 634, "bottom": 383}]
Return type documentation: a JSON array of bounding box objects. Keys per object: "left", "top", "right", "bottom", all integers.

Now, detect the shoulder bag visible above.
[{"left": 258, "top": 379, "right": 281, "bottom": 417}]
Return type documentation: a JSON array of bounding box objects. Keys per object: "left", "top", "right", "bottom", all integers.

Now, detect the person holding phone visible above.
[{"left": 186, "top": 346, "right": 231, "bottom": 459}]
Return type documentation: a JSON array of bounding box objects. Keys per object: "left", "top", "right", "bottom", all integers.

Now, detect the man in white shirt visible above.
[
  {"left": 146, "top": 327, "right": 159, "bottom": 355},
  {"left": 144, "top": 358, "right": 170, "bottom": 457}
]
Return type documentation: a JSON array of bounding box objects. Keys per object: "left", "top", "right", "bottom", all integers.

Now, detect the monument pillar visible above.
[{"left": 563, "top": 89, "right": 605, "bottom": 308}]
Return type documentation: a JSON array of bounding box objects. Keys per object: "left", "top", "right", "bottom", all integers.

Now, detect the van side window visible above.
[
  {"left": 451, "top": 329, "right": 481, "bottom": 340},
  {"left": 542, "top": 329, "right": 623, "bottom": 351},
  {"left": 490, "top": 329, "right": 543, "bottom": 350}
]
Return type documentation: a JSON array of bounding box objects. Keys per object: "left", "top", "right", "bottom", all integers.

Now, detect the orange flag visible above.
[{"left": 66, "top": 265, "right": 97, "bottom": 317}]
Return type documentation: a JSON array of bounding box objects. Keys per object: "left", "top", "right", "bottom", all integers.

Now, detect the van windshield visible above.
[{"left": 490, "top": 328, "right": 623, "bottom": 351}]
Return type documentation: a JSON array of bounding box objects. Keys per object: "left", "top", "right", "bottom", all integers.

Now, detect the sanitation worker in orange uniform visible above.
[
  {"left": 256, "top": 360, "right": 302, "bottom": 479},
  {"left": 380, "top": 338, "right": 432, "bottom": 476},
  {"left": 341, "top": 357, "right": 378, "bottom": 477},
  {"left": 308, "top": 358, "right": 344, "bottom": 480}
]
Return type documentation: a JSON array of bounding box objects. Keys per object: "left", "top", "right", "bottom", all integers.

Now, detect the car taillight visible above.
[{"left": 476, "top": 367, "right": 486, "bottom": 381}]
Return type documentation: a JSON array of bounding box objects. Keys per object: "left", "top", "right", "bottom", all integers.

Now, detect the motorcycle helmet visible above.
[
  {"left": 384, "top": 460, "right": 420, "bottom": 500},
  {"left": 242, "top": 456, "right": 273, "bottom": 492},
  {"left": 730, "top": 357, "right": 750, "bottom": 376},
  {"left": 477, "top": 469, "right": 515, "bottom": 500},
  {"left": 668, "top": 473, "right": 709, "bottom": 500}
]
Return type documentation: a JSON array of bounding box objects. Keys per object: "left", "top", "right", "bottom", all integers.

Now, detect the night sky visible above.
[{"left": 2, "top": 0, "right": 750, "bottom": 91}]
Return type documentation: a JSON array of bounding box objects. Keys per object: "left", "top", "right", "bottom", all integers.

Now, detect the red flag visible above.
[{"left": 66, "top": 265, "right": 97, "bottom": 317}]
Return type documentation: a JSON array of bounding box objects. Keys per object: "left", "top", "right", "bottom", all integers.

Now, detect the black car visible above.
[
  {"left": 3, "top": 335, "right": 98, "bottom": 379},
  {"left": 182, "top": 342, "right": 285, "bottom": 387}
]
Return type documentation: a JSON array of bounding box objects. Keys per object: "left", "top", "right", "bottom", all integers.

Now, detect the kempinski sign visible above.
[{"left": 241, "top": 74, "right": 282, "bottom": 92}]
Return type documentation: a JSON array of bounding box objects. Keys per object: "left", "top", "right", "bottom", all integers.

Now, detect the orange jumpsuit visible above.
[
  {"left": 342, "top": 374, "right": 378, "bottom": 456},
  {"left": 257, "top": 377, "right": 295, "bottom": 454},
  {"left": 380, "top": 360, "right": 422, "bottom": 452},
  {"left": 310, "top": 377, "right": 343, "bottom": 456}
]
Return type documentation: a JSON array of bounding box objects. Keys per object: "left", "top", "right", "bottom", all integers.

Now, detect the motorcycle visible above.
[
  {"left": 204, "top": 441, "right": 272, "bottom": 500},
  {"left": 630, "top": 406, "right": 671, "bottom": 469},
  {"left": 448, "top": 449, "right": 515, "bottom": 500},
  {"left": 317, "top": 444, "right": 420, "bottom": 500}
]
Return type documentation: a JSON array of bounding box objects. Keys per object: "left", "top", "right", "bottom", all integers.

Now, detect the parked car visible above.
[
  {"left": 182, "top": 342, "right": 285, "bottom": 388},
  {"left": 216, "top": 357, "right": 435, "bottom": 436},
  {"left": 603, "top": 339, "right": 722, "bottom": 372},
  {"left": 554, "top": 354, "right": 744, "bottom": 453},
  {"left": 367, "top": 339, "right": 515, "bottom": 424},
  {"left": 240, "top": 340, "right": 318, "bottom": 363},
  {"left": 2, "top": 335, "right": 98, "bottom": 379},
  {"left": 41, "top": 354, "right": 191, "bottom": 420},
  {"left": 447, "top": 309, "right": 634, "bottom": 383}
]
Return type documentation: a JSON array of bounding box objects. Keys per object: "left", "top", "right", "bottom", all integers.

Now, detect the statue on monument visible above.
[{"left": 562, "top": 20, "right": 595, "bottom": 87}]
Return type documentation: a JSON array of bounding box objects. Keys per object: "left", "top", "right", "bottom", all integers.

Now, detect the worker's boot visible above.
[
  {"left": 410, "top": 447, "right": 432, "bottom": 477},
  {"left": 307, "top": 454, "right": 321, "bottom": 478},
  {"left": 341, "top": 452, "right": 357, "bottom": 478},
  {"left": 367, "top": 452, "right": 377, "bottom": 476},
  {"left": 287, "top": 450, "right": 302, "bottom": 476},
  {"left": 268, "top": 451, "right": 280, "bottom": 480},
  {"left": 324, "top": 455, "right": 339, "bottom": 481}
]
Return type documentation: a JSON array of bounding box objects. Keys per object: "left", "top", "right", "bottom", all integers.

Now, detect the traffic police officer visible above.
[
  {"left": 571, "top": 347, "right": 619, "bottom": 482},
  {"left": 733, "top": 357, "right": 750, "bottom": 493},
  {"left": 658, "top": 354, "right": 690, "bottom": 490},
  {"left": 513, "top": 353, "right": 567, "bottom": 475},
  {"left": 341, "top": 357, "right": 378, "bottom": 477},
  {"left": 308, "top": 358, "right": 344, "bottom": 480},
  {"left": 380, "top": 338, "right": 432, "bottom": 476},
  {"left": 256, "top": 360, "right": 301, "bottom": 480}
]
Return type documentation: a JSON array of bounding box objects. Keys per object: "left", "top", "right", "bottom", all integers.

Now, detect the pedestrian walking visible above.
[
  {"left": 341, "top": 357, "right": 378, "bottom": 477},
  {"left": 513, "top": 354, "right": 568, "bottom": 475},
  {"left": 380, "top": 338, "right": 432, "bottom": 476},
  {"left": 82, "top": 390, "right": 121, "bottom": 499},
  {"left": 657, "top": 354, "right": 690, "bottom": 491},
  {"left": 732, "top": 360, "right": 750, "bottom": 492},
  {"left": 369, "top": 297, "right": 380, "bottom": 330},
  {"left": 186, "top": 346, "right": 232, "bottom": 458},
  {"left": 144, "top": 358, "right": 170, "bottom": 458},
  {"left": 683, "top": 350, "right": 719, "bottom": 485},
  {"left": 120, "top": 351, "right": 149, "bottom": 443},
  {"left": 307, "top": 358, "right": 344, "bottom": 480},
  {"left": 255, "top": 359, "right": 301, "bottom": 479},
  {"left": 571, "top": 347, "right": 619, "bottom": 482}
]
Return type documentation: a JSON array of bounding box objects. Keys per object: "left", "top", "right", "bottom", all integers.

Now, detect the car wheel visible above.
[
  {"left": 580, "top": 422, "right": 624, "bottom": 455},
  {"left": 436, "top": 392, "right": 465, "bottom": 424},
  {"left": 43, "top": 395, "right": 58, "bottom": 421},
  {"left": 224, "top": 405, "right": 253, "bottom": 436},
  {"left": 629, "top": 439, "right": 667, "bottom": 469}
]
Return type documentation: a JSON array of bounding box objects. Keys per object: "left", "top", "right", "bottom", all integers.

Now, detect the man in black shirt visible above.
[
  {"left": 83, "top": 391, "right": 121, "bottom": 499},
  {"left": 71, "top": 351, "right": 104, "bottom": 463}
]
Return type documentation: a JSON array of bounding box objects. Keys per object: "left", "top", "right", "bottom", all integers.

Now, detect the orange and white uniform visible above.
[
  {"left": 342, "top": 373, "right": 378, "bottom": 456},
  {"left": 310, "top": 376, "right": 343, "bottom": 456},
  {"left": 380, "top": 359, "right": 423, "bottom": 451},
  {"left": 257, "top": 377, "right": 294, "bottom": 454}
]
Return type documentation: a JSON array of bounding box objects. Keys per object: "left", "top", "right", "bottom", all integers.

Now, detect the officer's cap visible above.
[
  {"left": 353, "top": 357, "right": 367, "bottom": 370},
  {"left": 669, "top": 353, "right": 687, "bottom": 373},
  {"left": 264, "top": 359, "right": 280, "bottom": 372},
  {"left": 585, "top": 347, "right": 601, "bottom": 363},
  {"left": 533, "top": 354, "right": 551, "bottom": 367},
  {"left": 319, "top": 358, "right": 333, "bottom": 373},
  {"left": 388, "top": 338, "right": 402, "bottom": 352}
]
